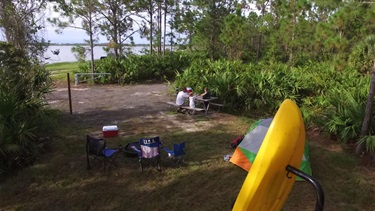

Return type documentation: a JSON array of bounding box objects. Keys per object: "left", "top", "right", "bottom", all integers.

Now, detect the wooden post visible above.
[{"left": 67, "top": 73, "right": 73, "bottom": 114}]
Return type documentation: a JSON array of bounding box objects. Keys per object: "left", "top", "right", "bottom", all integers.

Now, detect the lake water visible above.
[{"left": 44, "top": 45, "right": 148, "bottom": 63}]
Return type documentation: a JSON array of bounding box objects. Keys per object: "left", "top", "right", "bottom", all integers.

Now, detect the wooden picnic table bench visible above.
[
  {"left": 166, "top": 102, "right": 205, "bottom": 113},
  {"left": 195, "top": 96, "right": 224, "bottom": 114},
  {"left": 208, "top": 102, "right": 224, "bottom": 111}
]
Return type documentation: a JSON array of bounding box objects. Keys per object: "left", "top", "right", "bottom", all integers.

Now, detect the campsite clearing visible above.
[{"left": 0, "top": 82, "right": 374, "bottom": 210}]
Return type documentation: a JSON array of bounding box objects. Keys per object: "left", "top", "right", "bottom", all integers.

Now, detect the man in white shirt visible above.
[{"left": 176, "top": 87, "right": 189, "bottom": 113}]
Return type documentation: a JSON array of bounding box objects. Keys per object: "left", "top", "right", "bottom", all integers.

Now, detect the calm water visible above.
[{"left": 44, "top": 45, "right": 148, "bottom": 64}]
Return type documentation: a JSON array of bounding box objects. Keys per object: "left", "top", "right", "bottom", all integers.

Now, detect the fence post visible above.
[
  {"left": 75, "top": 73, "right": 79, "bottom": 86},
  {"left": 67, "top": 73, "right": 73, "bottom": 114}
]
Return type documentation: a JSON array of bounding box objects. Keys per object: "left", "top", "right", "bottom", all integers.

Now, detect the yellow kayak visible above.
[{"left": 232, "top": 99, "right": 305, "bottom": 211}]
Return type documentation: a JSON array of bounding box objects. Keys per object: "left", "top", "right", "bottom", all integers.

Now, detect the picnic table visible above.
[
  {"left": 195, "top": 96, "right": 223, "bottom": 115},
  {"left": 166, "top": 96, "right": 223, "bottom": 115}
]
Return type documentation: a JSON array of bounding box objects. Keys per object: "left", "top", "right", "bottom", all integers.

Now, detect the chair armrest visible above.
[
  {"left": 102, "top": 148, "right": 118, "bottom": 157},
  {"left": 131, "top": 146, "right": 141, "bottom": 156},
  {"left": 164, "top": 147, "right": 174, "bottom": 155}
]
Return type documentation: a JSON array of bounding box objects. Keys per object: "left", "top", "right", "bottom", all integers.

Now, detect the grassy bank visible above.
[{"left": 46, "top": 61, "right": 81, "bottom": 80}]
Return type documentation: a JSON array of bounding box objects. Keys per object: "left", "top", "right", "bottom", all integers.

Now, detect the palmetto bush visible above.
[
  {"left": 236, "top": 63, "right": 313, "bottom": 114},
  {"left": 358, "top": 136, "right": 375, "bottom": 154},
  {"left": 174, "top": 60, "right": 337, "bottom": 114},
  {"left": 324, "top": 90, "right": 367, "bottom": 143},
  {"left": 174, "top": 59, "right": 246, "bottom": 110},
  {"left": 91, "top": 51, "right": 199, "bottom": 84},
  {"left": 0, "top": 42, "right": 52, "bottom": 175},
  {"left": 321, "top": 77, "right": 369, "bottom": 143},
  {"left": 0, "top": 92, "right": 39, "bottom": 173},
  {"left": 94, "top": 57, "right": 124, "bottom": 83},
  {"left": 174, "top": 59, "right": 213, "bottom": 90}
]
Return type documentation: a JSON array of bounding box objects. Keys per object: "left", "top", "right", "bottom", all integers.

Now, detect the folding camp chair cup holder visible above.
[{"left": 124, "top": 142, "right": 140, "bottom": 157}]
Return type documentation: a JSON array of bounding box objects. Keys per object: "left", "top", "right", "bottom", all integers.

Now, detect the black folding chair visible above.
[{"left": 86, "top": 135, "right": 119, "bottom": 170}]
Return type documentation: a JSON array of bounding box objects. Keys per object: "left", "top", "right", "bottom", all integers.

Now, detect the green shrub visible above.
[
  {"left": 173, "top": 59, "right": 374, "bottom": 149},
  {"left": 0, "top": 42, "right": 52, "bottom": 175},
  {"left": 77, "top": 51, "right": 204, "bottom": 84}
]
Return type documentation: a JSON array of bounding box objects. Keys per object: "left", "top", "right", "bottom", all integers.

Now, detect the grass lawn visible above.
[
  {"left": 46, "top": 61, "right": 81, "bottom": 80},
  {"left": 0, "top": 110, "right": 375, "bottom": 210}
]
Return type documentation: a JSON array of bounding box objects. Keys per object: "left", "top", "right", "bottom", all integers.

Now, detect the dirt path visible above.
[
  {"left": 46, "top": 83, "right": 175, "bottom": 124},
  {"left": 45, "top": 82, "right": 241, "bottom": 137}
]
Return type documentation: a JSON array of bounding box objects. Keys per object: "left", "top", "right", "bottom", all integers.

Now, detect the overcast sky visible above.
[
  {"left": 42, "top": 26, "right": 147, "bottom": 44},
  {"left": 42, "top": 2, "right": 147, "bottom": 44}
]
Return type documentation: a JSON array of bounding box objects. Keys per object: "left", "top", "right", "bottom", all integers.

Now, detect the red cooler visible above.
[{"left": 102, "top": 125, "right": 119, "bottom": 138}]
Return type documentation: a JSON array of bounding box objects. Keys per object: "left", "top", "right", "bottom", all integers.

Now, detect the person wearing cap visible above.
[{"left": 176, "top": 87, "right": 189, "bottom": 113}]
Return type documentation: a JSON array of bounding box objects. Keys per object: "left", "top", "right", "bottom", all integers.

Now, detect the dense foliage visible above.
[
  {"left": 0, "top": 42, "right": 53, "bottom": 176},
  {"left": 173, "top": 60, "right": 374, "bottom": 148},
  {"left": 76, "top": 51, "right": 208, "bottom": 84}
]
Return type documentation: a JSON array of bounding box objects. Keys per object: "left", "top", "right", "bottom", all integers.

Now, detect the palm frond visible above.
[{"left": 358, "top": 136, "right": 375, "bottom": 154}]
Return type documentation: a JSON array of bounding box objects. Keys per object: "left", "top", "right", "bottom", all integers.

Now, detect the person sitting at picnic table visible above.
[
  {"left": 176, "top": 87, "right": 189, "bottom": 113},
  {"left": 199, "top": 87, "right": 211, "bottom": 108},
  {"left": 188, "top": 92, "right": 197, "bottom": 115},
  {"left": 200, "top": 87, "right": 211, "bottom": 99}
]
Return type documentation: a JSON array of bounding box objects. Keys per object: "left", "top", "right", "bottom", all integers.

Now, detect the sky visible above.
[
  {"left": 42, "top": 26, "right": 147, "bottom": 44},
  {"left": 41, "top": 2, "right": 148, "bottom": 44},
  {"left": 43, "top": 27, "right": 105, "bottom": 44}
]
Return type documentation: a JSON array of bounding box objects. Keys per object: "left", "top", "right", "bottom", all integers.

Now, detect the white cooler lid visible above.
[{"left": 102, "top": 125, "right": 118, "bottom": 131}]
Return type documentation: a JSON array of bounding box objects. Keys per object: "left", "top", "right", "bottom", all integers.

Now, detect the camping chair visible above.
[
  {"left": 86, "top": 135, "right": 119, "bottom": 170},
  {"left": 132, "top": 136, "right": 162, "bottom": 172},
  {"left": 164, "top": 141, "right": 186, "bottom": 166}
]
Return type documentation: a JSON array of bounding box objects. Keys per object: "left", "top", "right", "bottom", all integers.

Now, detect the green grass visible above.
[
  {"left": 0, "top": 113, "right": 249, "bottom": 210},
  {"left": 46, "top": 62, "right": 81, "bottom": 80},
  {"left": 0, "top": 110, "right": 375, "bottom": 210}
]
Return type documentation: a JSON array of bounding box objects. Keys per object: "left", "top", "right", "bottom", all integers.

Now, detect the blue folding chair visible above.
[
  {"left": 86, "top": 135, "right": 119, "bottom": 170},
  {"left": 132, "top": 136, "right": 162, "bottom": 172},
  {"left": 164, "top": 141, "right": 185, "bottom": 166}
]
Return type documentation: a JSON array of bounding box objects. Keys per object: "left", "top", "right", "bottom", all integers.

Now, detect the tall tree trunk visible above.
[
  {"left": 113, "top": 26, "right": 119, "bottom": 59},
  {"left": 113, "top": 6, "right": 119, "bottom": 59},
  {"left": 158, "top": 0, "right": 162, "bottom": 55},
  {"left": 170, "top": 27, "right": 173, "bottom": 52},
  {"left": 289, "top": 0, "right": 296, "bottom": 63},
  {"left": 257, "top": 32, "right": 262, "bottom": 61},
  {"left": 163, "top": 0, "right": 167, "bottom": 55},
  {"left": 257, "top": 2, "right": 266, "bottom": 61},
  {"left": 149, "top": 0, "right": 153, "bottom": 54},
  {"left": 89, "top": 14, "right": 95, "bottom": 79},
  {"left": 357, "top": 58, "right": 375, "bottom": 154}
]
